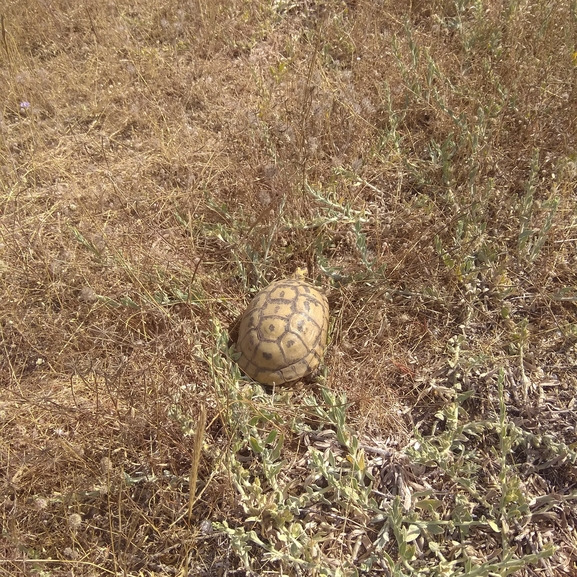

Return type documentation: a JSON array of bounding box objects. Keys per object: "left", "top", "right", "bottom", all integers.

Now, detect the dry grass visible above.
[{"left": 1, "top": 0, "right": 576, "bottom": 575}]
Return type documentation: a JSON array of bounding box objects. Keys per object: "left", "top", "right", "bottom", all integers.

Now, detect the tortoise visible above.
[{"left": 235, "top": 272, "right": 329, "bottom": 385}]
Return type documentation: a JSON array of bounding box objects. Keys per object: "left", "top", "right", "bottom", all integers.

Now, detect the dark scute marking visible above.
[
  {"left": 262, "top": 352, "right": 273, "bottom": 360},
  {"left": 241, "top": 331, "right": 256, "bottom": 348},
  {"left": 279, "top": 290, "right": 285, "bottom": 298},
  {"left": 303, "top": 300, "right": 311, "bottom": 312},
  {"left": 310, "top": 318, "right": 322, "bottom": 331},
  {"left": 268, "top": 323, "right": 275, "bottom": 332},
  {"left": 296, "top": 320, "right": 305, "bottom": 332},
  {"left": 286, "top": 339, "right": 295, "bottom": 348}
]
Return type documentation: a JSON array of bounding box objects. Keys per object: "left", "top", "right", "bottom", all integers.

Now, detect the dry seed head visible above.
[
  {"left": 68, "top": 513, "right": 82, "bottom": 531},
  {"left": 100, "top": 456, "right": 113, "bottom": 474}
]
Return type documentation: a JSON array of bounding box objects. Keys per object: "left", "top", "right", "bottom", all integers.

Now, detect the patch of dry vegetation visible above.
[{"left": 1, "top": 0, "right": 576, "bottom": 575}]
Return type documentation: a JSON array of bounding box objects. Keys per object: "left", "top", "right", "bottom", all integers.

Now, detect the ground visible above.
[{"left": 1, "top": 0, "right": 576, "bottom": 575}]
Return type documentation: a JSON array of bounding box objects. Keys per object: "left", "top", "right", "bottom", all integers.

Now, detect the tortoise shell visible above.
[{"left": 236, "top": 278, "right": 329, "bottom": 385}]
